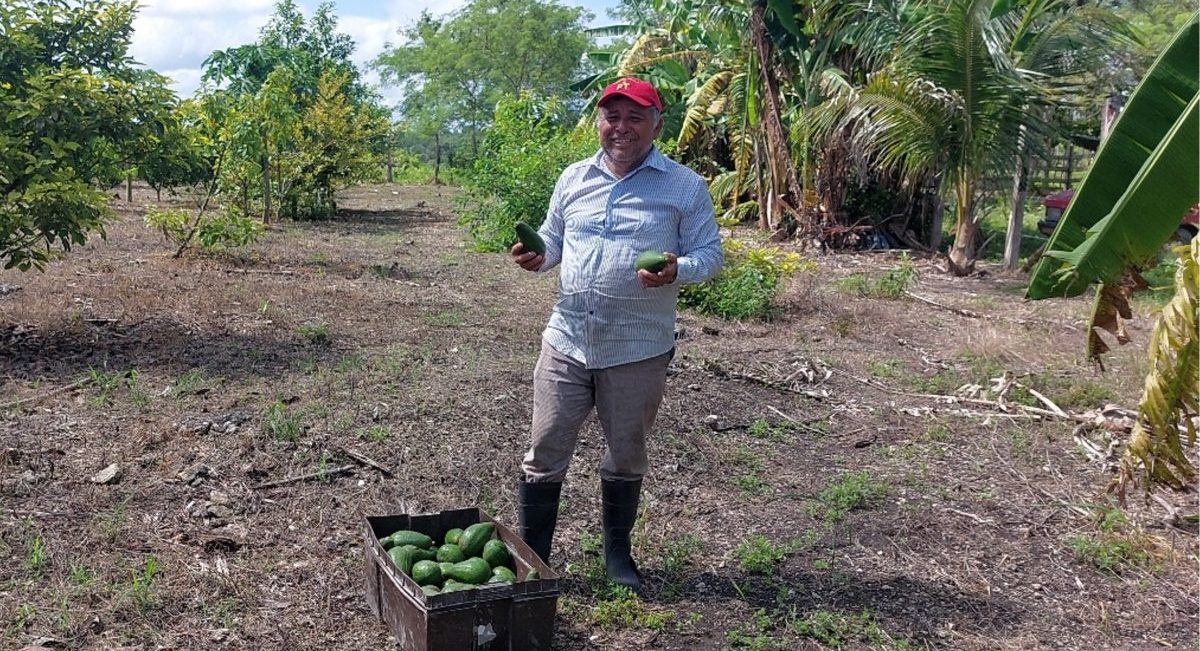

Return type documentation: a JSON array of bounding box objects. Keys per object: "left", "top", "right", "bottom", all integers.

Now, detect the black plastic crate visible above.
[{"left": 364, "top": 508, "right": 559, "bottom": 650}]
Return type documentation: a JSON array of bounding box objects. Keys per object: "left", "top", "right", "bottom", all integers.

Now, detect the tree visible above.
[
  {"left": 198, "top": 0, "right": 387, "bottom": 221},
  {"left": 1026, "top": 15, "right": 1198, "bottom": 495},
  {"left": 0, "top": 0, "right": 174, "bottom": 270},
  {"left": 819, "top": 0, "right": 1122, "bottom": 275},
  {"left": 374, "top": 0, "right": 591, "bottom": 160}
]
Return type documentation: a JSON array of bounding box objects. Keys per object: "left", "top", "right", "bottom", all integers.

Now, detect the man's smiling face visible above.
[{"left": 597, "top": 96, "right": 663, "bottom": 175}]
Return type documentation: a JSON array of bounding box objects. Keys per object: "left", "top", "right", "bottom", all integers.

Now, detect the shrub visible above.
[
  {"left": 144, "top": 206, "right": 263, "bottom": 252},
  {"left": 680, "top": 239, "right": 813, "bottom": 320},
  {"left": 457, "top": 93, "right": 596, "bottom": 252}
]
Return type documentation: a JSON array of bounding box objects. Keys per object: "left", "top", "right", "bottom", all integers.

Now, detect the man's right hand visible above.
[{"left": 510, "top": 243, "right": 544, "bottom": 271}]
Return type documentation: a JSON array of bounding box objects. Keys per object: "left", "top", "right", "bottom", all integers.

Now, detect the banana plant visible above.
[{"left": 1026, "top": 14, "right": 1199, "bottom": 494}]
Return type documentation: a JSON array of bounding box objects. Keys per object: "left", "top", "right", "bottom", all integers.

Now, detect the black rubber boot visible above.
[
  {"left": 517, "top": 479, "right": 562, "bottom": 564},
  {"left": 601, "top": 478, "right": 643, "bottom": 593}
]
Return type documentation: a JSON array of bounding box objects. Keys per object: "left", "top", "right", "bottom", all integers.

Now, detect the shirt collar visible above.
[{"left": 590, "top": 145, "right": 667, "bottom": 178}]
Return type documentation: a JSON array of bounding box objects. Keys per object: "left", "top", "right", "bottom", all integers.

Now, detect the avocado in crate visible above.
[{"left": 364, "top": 508, "right": 559, "bottom": 651}]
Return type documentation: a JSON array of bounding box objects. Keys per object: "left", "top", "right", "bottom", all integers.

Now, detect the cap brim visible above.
[{"left": 597, "top": 91, "right": 658, "bottom": 109}]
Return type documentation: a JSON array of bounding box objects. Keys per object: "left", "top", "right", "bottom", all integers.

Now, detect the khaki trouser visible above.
[{"left": 522, "top": 341, "right": 671, "bottom": 482}]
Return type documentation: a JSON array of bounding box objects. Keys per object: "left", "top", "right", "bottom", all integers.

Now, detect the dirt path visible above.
[{"left": 1, "top": 183, "right": 1196, "bottom": 650}]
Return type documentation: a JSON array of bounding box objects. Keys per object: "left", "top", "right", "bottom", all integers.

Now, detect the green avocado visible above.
[
  {"left": 481, "top": 539, "right": 511, "bottom": 569},
  {"left": 515, "top": 222, "right": 546, "bottom": 256},
  {"left": 489, "top": 566, "right": 517, "bottom": 584},
  {"left": 457, "top": 522, "right": 495, "bottom": 558},
  {"left": 411, "top": 560, "right": 443, "bottom": 586},
  {"left": 437, "top": 543, "right": 466, "bottom": 563},
  {"left": 444, "top": 557, "right": 492, "bottom": 585},
  {"left": 444, "top": 528, "right": 464, "bottom": 545},
  {"left": 634, "top": 250, "right": 668, "bottom": 273},
  {"left": 388, "top": 546, "right": 416, "bottom": 576},
  {"left": 386, "top": 530, "right": 434, "bottom": 550}
]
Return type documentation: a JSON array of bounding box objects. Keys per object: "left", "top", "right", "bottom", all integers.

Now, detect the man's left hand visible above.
[{"left": 638, "top": 252, "right": 678, "bottom": 288}]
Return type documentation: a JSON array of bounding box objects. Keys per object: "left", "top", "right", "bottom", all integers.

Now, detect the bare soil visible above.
[{"left": 1, "top": 183, "right": 1196, "bottom": 651}]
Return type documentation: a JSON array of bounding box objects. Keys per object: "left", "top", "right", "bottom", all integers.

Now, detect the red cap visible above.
[{"left": 597, "top": 77, "right": 662, "bottom": 111}]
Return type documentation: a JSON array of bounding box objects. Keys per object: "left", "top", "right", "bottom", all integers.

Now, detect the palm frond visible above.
[{"left": 679, "top": 69, "right": 733, "bottom": 150}]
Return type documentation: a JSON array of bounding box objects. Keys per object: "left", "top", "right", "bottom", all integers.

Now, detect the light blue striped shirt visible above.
[{"left": 536, "top": 147, "right": 723, "bottom": 369}]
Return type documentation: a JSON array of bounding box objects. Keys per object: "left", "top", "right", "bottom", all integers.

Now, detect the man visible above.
[{"left": 509, "top": 77, "right": 723, "bottom": 593}]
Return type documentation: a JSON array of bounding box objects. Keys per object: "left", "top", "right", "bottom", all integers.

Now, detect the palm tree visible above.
[{"left": 818, "top": 0, "right": 1120, "bottom": 275}]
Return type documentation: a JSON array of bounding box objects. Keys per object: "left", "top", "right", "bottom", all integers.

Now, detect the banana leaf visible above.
[{"left": 1025, "top": 15, "right": 1199, "bottom": 300}]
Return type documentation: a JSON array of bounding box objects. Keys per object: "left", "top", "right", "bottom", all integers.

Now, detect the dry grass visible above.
[{"left": 0, "top": 182, "right": 1196, "bottom": 650}]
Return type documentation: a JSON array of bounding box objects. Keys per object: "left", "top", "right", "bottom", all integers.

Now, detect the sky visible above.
[{"left": 129, "top": 0, "right": 620, "bottom": 104}]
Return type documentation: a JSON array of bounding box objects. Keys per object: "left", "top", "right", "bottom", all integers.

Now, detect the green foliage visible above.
[
  {"left": 197, "top": 1, "right": 389, "bottom": 223},
  {"left": 1068, "top": 534, "right": 1150, "bottom": 575},
  {"left": 297, "top": 321, "right": 331, "bottom": 343},
  {"left": 24, "top": 535, "right": 46, "bottom": 575},
  {"left": 145, "top": 206, "right": 263, "bottom": 252},
  {"left": 834, "top": 253, "right": 915, "bottom": 299},
  {"left": 807, "top": 471, "right": 887, "bottom": 524},
  {"left": 790, "top": 609, "right": 904, "bottom": 648},
  {"left": 590, "top": 587, "right": 670, "bottom": 630},
  {"left": 357, "top": 425, "right": 391, "bottom": 442},
  {"left": 680, "top": 240, "right": 813, "bottom": 320},
  {"left": 457, "top": 93, "right": 596, "bottom": 251},
  {"left": 373, "top": 0, "right": 591, "bottom": 166},
  {"left": 263, "top": 401, "right": 303, "bottom": 441},
  {"left": 735, "top": 534, "right": 787, "bottom": 575},
  {"left": 0, "top": 0, "right": 176, "bottom": 270},
  {"left": 127, "top": 556, "right": 159, "bottom": 612}
]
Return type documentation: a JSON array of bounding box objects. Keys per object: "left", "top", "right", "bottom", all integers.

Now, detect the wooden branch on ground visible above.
[
  {"left": 831, "top": 367, "right": 1093, "bottom": 423},
  {"left": 223, "top": 268, "right": 296, "bottom": 276},
  {"left": 252, "top": 465, "right": 354, "bottom": 490},
  {"left": 766, "top": 405, "right": 829, "bottom": 436},
  {"left": 905, "top": 291, "right": 982, "bottom": 318},
  {"left": 341, "top": 448, "right": 393, "bottom": 476},
  {"left": 706, "top": 363, "right": 830, "bottom": 400},
  {"left": 0, "top": 376, "right": 95, "bottom": 411},
  {"left": 1020, "top": 384, "right": 1068, "bottom": 417}
]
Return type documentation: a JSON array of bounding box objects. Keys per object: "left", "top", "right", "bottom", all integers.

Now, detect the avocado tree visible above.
[
  {"left": 0, "top": 0, "right": 175, "bottom": 270},
  {"left": 200, "top": 0, "right": 385, "bottom": 221}
]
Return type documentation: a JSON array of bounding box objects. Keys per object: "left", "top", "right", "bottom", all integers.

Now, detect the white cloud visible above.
[
  {"left": 337, "top": 15, "right": 398, "bottom": 68},
  {"left": 130, "top": 13, "right": 269, "bottom": 71}
]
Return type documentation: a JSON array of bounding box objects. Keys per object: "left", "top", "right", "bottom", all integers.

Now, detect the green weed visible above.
[
  {"left": 357, "top": 424, "right": 391, "bottom": 442},
  {"left": 789, "top": 609, "right": 907, "bottom": 648},
  {"left": 24, "top": 535, "right": 47, "bottom": 575},
  {"left": 170, "top": 368, "right": 209, "bottom": 398},
  {"left": 97, "top": 499, "right": 129, "bottom": 544},
  {"left": 808, "top": 471, "right": 887, "bottom": 524},
  {"left": 297, "top": 321, "right": 331, "bottom": 343},
  {"left": 834, "top": 253, "right": 914, "bottom": 299},
  {"left": 263, "top": 401, "right": 303, "bottom": 441},
  {"left": 127, "top": 556, "right": 159, "bottom": 612},
  {"left": 748, "top": 418, "right": 791, "bottom": 442},
  {"left": 69, "top": 563, "right": 95, "bottom": 587},
  {"left": 867, "top": 359, "right": 901, "bottom": 378},
  {"left": 590, "top": 587, "right": 669, "bottom": 631}
]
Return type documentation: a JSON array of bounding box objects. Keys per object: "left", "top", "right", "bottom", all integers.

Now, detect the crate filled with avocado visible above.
[{"left": 364, "top": 508, "right": 558, "bottom": 651}]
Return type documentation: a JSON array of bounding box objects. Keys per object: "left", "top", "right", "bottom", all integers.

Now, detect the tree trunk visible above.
[
  {"left": 754, "top": 137, "right": 768, "bottom": 230},
  {"left": 434, "top": 132, "right": 442, "bottom": 186},
  {"left": 749, "top": 4, "right": 807, "bottom": 235},
  {"left": 947, "top": 178, "right": 979, "bottom": 276},
  {"left": 126, "top": 175, "right": 132, "bottom": 202},
  {"left": 1064, "top": 144, "right": 1074, "bottom": 190},
  {"left": 261, "top": 154, "right": 272, "bottom": 223},
  {"left": 386, "top": 149, "right": 394, "bottom": 184},
  {"left": 260, "top": 126, "right": 272, "bottom": 223},
  {"left": 1003, "top": 126, "right": 1029, "bottom": 271}
]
